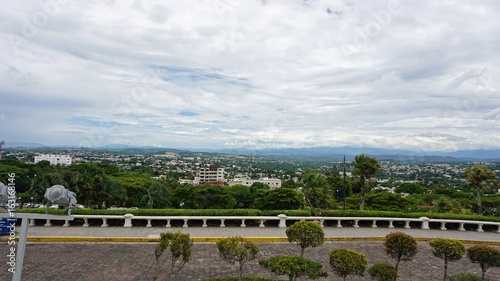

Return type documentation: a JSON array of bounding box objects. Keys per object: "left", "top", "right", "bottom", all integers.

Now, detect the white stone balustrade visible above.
[{"left": 28, "top": 214, "right": 500, "bottom": 233}]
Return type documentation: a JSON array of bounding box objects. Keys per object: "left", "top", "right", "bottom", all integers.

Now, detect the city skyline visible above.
[{"left": 1, "top": 1, "right": 499, "bottom": 152}]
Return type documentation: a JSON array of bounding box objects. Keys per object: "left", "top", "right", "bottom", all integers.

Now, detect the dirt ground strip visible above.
[{"left": 0, "top": 241, "right": 499, "bottom": 281}]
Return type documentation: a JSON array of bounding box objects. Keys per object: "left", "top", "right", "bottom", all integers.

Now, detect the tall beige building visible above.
[{"left": 194, "top": 164, "right": 224, "bottom": 185}]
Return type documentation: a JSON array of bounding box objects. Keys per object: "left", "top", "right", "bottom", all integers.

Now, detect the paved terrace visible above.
[{"left": 0, "top": 226, "right": 499, "bottom": 281}]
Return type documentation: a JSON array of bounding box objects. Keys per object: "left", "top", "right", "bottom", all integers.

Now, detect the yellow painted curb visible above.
[
  {"left": 1, "top": 236, "right": 499, "bottom": 245},
  {"left": 325, "top": 237, "right": 386, "bottom": 242},
  {"left": 0, "top": 236, "right": 290, "bottom": 243},
  {"left": 28, "top": 236, "right": 159, "bottom": 243}
]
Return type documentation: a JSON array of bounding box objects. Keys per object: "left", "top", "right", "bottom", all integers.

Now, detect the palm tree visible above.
[
  {"left": 462, "top": 164, "right": 499, "bottom": 214},
  {"left": 300, "top": 169, "right": 333, "bottom": 212},
  {"left": 352, "top": 154, "right": 381, "bottom": 210},
  {"left": 141, "top": 183, "right": 169, "bottom": 209},
  {"left": 97, "top": 177, "right": 125, "bottom": 209}
]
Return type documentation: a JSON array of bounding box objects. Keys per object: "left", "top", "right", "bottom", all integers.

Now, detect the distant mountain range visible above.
[
  {"left": 4, "top": 142, "right": 47, "bottom": 148},
  {"left": 199, "top": 147, "right": 500, "bottom": 162},
  {"left": 3, "top": 142, "right": 500, "bottom": 162}
]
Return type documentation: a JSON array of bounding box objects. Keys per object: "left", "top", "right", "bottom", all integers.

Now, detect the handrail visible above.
[{"left": 24, "top": 214, "right": 500, "bottom": 233}]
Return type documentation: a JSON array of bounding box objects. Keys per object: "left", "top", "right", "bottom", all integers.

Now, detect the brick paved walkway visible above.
[{"left": 1, "top": 241, "right": 499, "bottom": 281}]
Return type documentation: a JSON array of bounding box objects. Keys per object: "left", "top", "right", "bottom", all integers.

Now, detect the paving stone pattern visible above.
[{"left": 1, "top": 242, "right": 499, "bottom": 281}]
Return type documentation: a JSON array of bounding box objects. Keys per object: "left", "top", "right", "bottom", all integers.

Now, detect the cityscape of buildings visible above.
[{"left": 3, "top": 148, "right": 499, "bottom": 191}]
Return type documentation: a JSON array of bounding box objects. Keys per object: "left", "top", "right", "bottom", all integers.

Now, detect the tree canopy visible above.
[{"left": 462, "top": 164, "right": 499, "bottom": 214}]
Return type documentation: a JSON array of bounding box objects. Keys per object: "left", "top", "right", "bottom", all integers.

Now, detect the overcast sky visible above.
[{"left": 1, "top": 0, "right": 499, "bottom": 151}]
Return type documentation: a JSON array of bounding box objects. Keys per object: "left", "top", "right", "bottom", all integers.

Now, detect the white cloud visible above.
[{"left": 0, "top": 0, "right": 499, "bottom": 151}]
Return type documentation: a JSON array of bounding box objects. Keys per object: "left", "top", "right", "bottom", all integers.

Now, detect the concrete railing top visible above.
[
  {"left": 58, "top": 214, "right": 500, "bottom": 225},
  {"left": 21, "top": 213, "right": 500, "bottom": 233}
]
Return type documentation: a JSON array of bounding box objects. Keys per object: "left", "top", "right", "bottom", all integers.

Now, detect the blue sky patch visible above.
[
  {"left": 68, "top": 117, "right": 128, "bottom": 128},
  {"left": 179, "top": 110, "right": 199, "bottom": 117},
  {"left": 151, "top": 65, "right": 250, "bottom": 87}
]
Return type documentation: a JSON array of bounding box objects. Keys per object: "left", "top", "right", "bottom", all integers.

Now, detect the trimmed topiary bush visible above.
[
  {"left": 216, "top": 236, "right": 260, "bottom": 281},
  {"left": 368, "top": 263, "right": 397, "bottom": 281},
  {"left": 329, "top": 248, "right": 367, "bottom": 281},
  {"left": 466, "top": 245, "right": 500, "bottom": 281},
  {"left": 259, "top": 255, "right": 327, "bottom": 281},
  {"left": 285, "top": 220, "right": 325, "bottom": 257},
  {"left": 384, "top": 231, "right": 418, "bottom": 273},
  {"left": 429, "top": 238, "right": 466, "bottom": 281}
]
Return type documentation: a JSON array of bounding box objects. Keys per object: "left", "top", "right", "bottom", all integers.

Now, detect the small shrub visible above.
[
  {"left": 216, "top": 237, "right": 260, "bottom": 281},
  {"left": 329, "top": 248, "right": 367, "bottom": 281},
  {"left": 153, "top": 231, "right": 193, "bottom": 280},
  {"left": 368, "top": 263, "right": 397, "bottom": 281},
  {"left": 259, "top": 255, "right": 327, "bottom": 281}
]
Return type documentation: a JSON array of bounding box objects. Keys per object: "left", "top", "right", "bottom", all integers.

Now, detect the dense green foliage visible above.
[
  {"left": 395, "top": 183, "right": 428, "bottom": 195},
  {"left": 216, "top": 237, "right": 260, "bottom": 281},
  {"left": 259, "top": 210, "right": 311, "bottom": 216},
  {"left": 364, "top": 191, "right": 417, "bottom": 211},
  {"left": 429, "top": 238, "right": 466, "bottom": 281},
  {"left": 481, "top": 196, "right": 500, "bottom": 217},
  {"left": 285, "top": 221, "right": 325, "bottom": 257},
  {"left": 329, "top": 248, "right": 367, "bottom": 281},
  {"left": 252, "top": 188, "right": 302, "bottom": 210},
  {"left": 368, "top": 263, "right": 398, "bottom": 281},
  {"left": 259, "top": 255, "right": 327, "bottom": 281}
]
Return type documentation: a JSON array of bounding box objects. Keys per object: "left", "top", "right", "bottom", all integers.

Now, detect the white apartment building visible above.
[
  {"left": 229, "top": 175, "right": 282, "bottom": 189},
  {"left": 194, "top": 164, "right": 224, "bottom": 185},
  {"left": 34, "top": 154, "right": 72, "bottom": 166}
]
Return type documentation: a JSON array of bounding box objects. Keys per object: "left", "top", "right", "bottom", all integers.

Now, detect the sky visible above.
[{"left": 1, "top": 0, "right": 499, "bottom": 152}]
